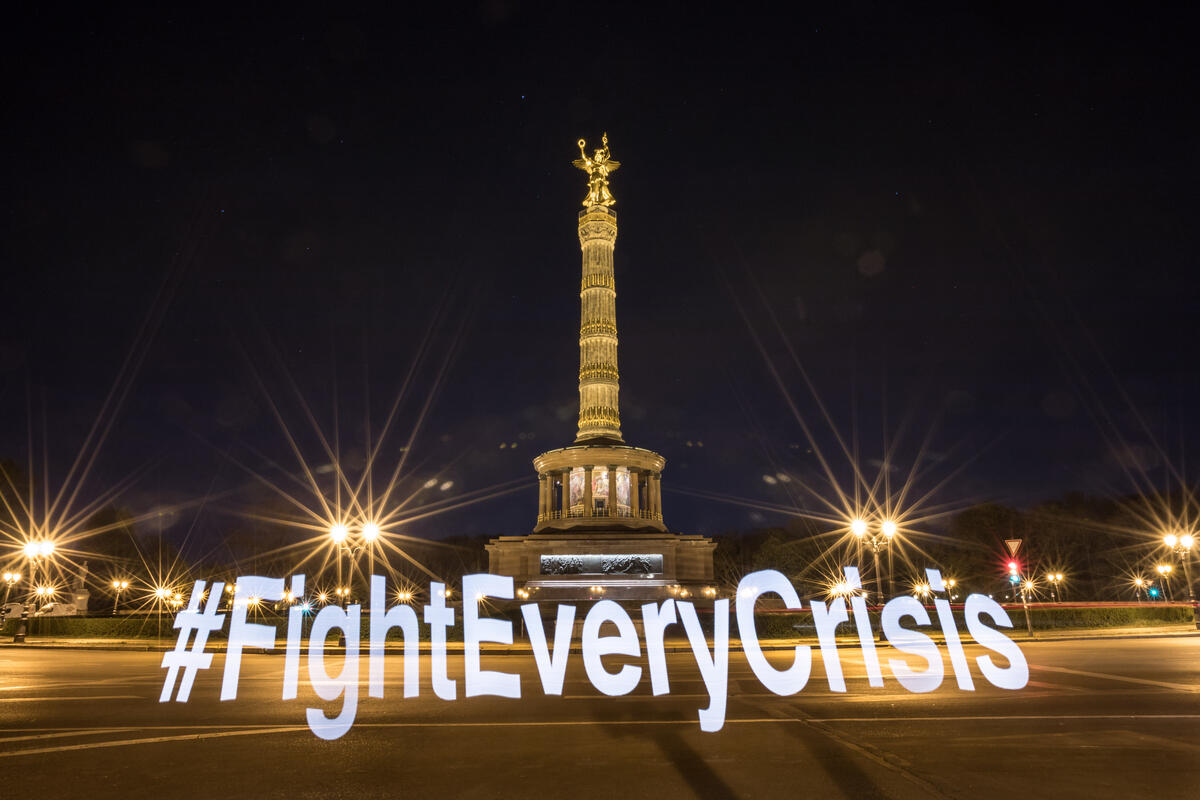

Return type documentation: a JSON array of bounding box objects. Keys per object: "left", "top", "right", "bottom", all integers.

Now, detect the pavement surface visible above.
[{"left": 1, "top": 637, "right": 1199, "bottom": 798}]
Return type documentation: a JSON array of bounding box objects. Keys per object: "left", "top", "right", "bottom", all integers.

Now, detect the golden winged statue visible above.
[{"left": 573, "top": 132, "right": 620, "bottom": 208}]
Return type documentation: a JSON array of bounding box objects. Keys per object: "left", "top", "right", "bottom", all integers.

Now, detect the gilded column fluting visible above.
[
  {"left": 575, "top": 205, "right": 622, "bottom": 442},
  {"left": 572, "top": 134, "right": 623, "bottom": 443}
]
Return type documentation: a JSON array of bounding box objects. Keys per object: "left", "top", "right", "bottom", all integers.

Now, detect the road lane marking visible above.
[
  {"left": 1031, "top": 664, "right": 1200, "bottom": 692},
  {"left": 0, "top": 694, "right": 143, "bottom": 703},
  {"left": 0, "top": 728, "right": 141, "bottom": 743},
  {"left": 0, "top": 726, "right": 311, "bottom": 757},
  {"left": 6, "top": 714, "right": 1200, "bottom": 757}
]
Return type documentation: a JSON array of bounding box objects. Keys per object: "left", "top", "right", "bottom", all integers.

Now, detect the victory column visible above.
[{"left": 486, "top": 136, "right": 715, "bottom": 600}]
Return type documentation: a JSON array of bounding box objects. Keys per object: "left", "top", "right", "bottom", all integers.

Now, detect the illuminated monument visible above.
[{"left": 487, "top": 135, "right": 715, "bottom": 600}]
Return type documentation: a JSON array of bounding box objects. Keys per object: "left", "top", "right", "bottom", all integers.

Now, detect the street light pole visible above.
[
  {"left": 1163, "top": 532, "right": 1198, "bottom": 630},
  {"left": 0, "top": 571, "right": 20, "bottom": 630},
  {"left": 13, "top": 540, "right": 55, "bottom": 643},
  {"left": 852, "top": 518, "right": 896, "bottom": 641},
  {"left": 111, "top": 580, "right": 129, "bottom": 615}
]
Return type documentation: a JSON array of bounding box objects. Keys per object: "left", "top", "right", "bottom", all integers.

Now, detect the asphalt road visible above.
[{"left": 2, "top": 637, "right": 1198, "bottom": 799}]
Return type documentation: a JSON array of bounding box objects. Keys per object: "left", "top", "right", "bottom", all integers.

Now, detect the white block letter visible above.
[
  {"left": 881, "top": 595, "right": 944, "bottom": 693},
  {"left": 844, "top": 567, "right": 883, "bottom": 687},
  {"left": 641, "top": 598, "right": 677, "bottom": 695},
  {"left": 282, "top": 574, "right": 305, "bottom": 700},
  {"left": 221, "top": 575, "right": 283, "bottom": 701},
  {"left": 926, "top": 569, "right": 974, "bottom": 691},
  {"left": 423, "top": 582, "right": 457, "bottom": 700},
  {"left": 522, "top": 603, "right": 575, "bottom": 695},
  {"left": 582, "top": 599, "right": 642, "bottom": 696},
  {"left": 735, "top": 570, "right": 811, "bottom": 695},
  {"left": 369, "top": 575, "right": 419, "bottom": 699},
  {"left": 463, "top": 574, "right": 520, "bottom": 698},
  {"left": 811, "top": 597, "right": 849, "bottom": 692},
  {"left": 306, "top": 603, "right": 360, "bottom": 740},
  {"left": 964, "top": 593, "right": 1029, "bottom": 690},
  {"left": 678, "top": 599, "right": 729, "bottom": 732}
]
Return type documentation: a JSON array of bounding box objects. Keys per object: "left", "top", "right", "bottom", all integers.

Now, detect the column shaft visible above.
[
  {"left": 630, "top": 469, "right": 640, "bottom": 517},
  {"left": 608, "top": 465, "right": 618, "bottom": 518},
  {"left": 583, "top": 466, "right": 594, "bottom": 517}
]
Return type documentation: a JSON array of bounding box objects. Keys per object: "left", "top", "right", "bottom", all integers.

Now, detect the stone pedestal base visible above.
[{"left": 486, "top": 530, "right": 716, "bottom": 602}]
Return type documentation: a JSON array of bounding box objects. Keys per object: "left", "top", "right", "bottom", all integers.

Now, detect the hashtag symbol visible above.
[{"left": 159, "top": 580, "right": 226, "bottom": 702}]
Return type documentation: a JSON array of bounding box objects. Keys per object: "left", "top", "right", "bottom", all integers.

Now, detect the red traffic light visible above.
[{"left": 1007, "top": 561, "right": 1019, "bottom": 573}]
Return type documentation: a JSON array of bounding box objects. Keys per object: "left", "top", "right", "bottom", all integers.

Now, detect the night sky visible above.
[{"left": 4, "top": 6, "right": 1198, "bottom": 545}]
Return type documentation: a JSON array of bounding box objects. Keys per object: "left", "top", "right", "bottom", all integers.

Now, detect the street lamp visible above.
[
  {"left": 1046, "top": 572, "right": 1064, "bottom": 602},
  {"left": 852, "top": 518, "right": 897, "bottom": 603},
  {"left": 1156, "top": 564, "right": 1174, "bottom": 601},
  {"left": 1163, "top": 531, "right": 1198, "bottom": 629},
  {"left": 1133, "top": 577, "right": 1149, "bottom": 603},
  {"left": 1, "top": 571, "right": 21, "bottom": 629},
  {"left": 14, "top": 540, "right": 56, "bottom": 643},
  {"left": 111, "top": 579, "right": 130, "bottom": 615}
]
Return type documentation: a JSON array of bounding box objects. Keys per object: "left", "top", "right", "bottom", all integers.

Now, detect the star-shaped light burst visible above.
[{"left": 217, "top": 310, "right": 530, "bottom": 596}]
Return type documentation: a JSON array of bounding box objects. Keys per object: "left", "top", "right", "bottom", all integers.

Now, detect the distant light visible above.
[
  {"left": 361, "top": 521, "right": 380, "bottom": 541},
  {"left": 423, "top": 478, "right": 438, "bottom": 488},
  {"left": 1182, "top": 534, "right": 1195, "bottom": 550},
  {"left": 762, "top": 475, "right": 778, "bottom": 485},
  {"left": 39, "top": 541, "right": 55, "bottom": 557},
  {"left": 850, "top": 518, "right": 867, "bottom": 537},
  {"left": 23, "top": 542, "right": 38, "bottom": 558},
  {"left": 155, "top": 587, "right": 169, "bottom": 599},
  {"left": 330, "top": 523, "right": 349, "bottom": 543},
  {"left": 299, "top": 602, "right": 312, "bottom": 612},
  {"left": 1164, "top": 533, "right": 1179, "bottom": 548},
  {"left": 881, "top": 520, "right": 898, "bottom": 538},
  {"left": 439, "top": 480, "right": 454, "bottom": 491}
]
